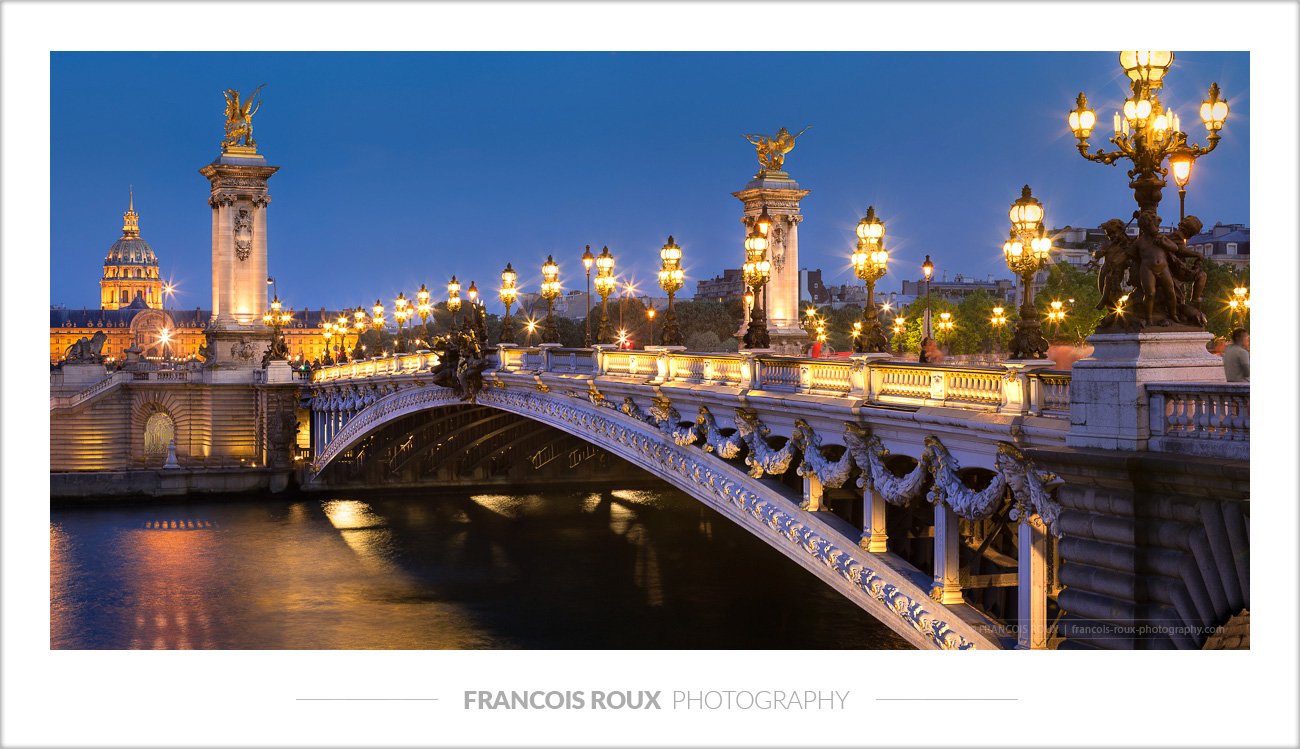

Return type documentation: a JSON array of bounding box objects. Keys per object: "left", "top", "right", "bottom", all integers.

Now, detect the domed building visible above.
[
  {"left": 100, "top": 192, "right": 163, "bottom": 310},
  {"left": 51, "top": 192, "right": 350, "bottom": 365}
]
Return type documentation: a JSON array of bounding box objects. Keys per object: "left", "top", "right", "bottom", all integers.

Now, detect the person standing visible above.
[{"left": 1222, "top": 328, "right": 1249, "bottom": 382}]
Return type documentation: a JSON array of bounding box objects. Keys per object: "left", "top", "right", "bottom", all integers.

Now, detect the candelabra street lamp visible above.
[
  {"left": 371, "top": 299, "right": 386, "bottom": 356},
  {"left": 335, "top": 313, "right": 351, "bottom": 362},
  {"left": 1001, "top": 185, "right": 1053, "bottom": 359},
  {"left": 1228, "top": 284, "right": 1250, "bottom": 328},
  {"left": 581, "top": 245, "right": 595, "bottom": 346},
  {"left": 415, "top": 284, "right": 432, "bottom": 349},
  {"left": 937, "top": 311, "right": 955, "bottom": 347},
  {"left": 1047, "top": 299, "right": 1067, "bottom": 336},
  {"left": 1068, "top": 51, "right": 1228, "bottom": 219},
  {"left": 657, "top": 235, "right": 685, "bottom": 347},
  {"left": 741, "top": 222, "right": 772, "bottom": 349},
  {"left": 320, "top": 319, "right": 335, "bottom": 365},
  {"left": 393, "top": 292, "right": 410, "bottom": 353},
  {"left": 593, "top": 246, "right": 616, "bottom": 345},
  {"left": 990, "top": 305, "right": 1008, "bottom": 355},
  {"left": 446, "top": 276, "right": 462, "bottom": 327},
  {"left": 499, "top": 263, "right": 518, "bottom": 345},
  {"left": 262, "top": 295, "right": 292, "bottom": 361},
  {"left": 921, "top": 255, "right": 935, "bottom": 339},
  {"left": 892, "top": 315, "right": 907, "bottom": 350},
  {"left": 850, "top": 206, "right": 890, "bottom": 353},
  {"left": 540, "top": 255, "right": 562, "bottom": 344}
]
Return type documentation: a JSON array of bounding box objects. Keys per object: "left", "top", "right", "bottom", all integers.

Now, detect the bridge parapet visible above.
[
  {"left": 321, "top": 346, "right": 1075, "bottom": 417},
  {"left": 1147, "top": 382, "right": 1250, "bottom": 460}
]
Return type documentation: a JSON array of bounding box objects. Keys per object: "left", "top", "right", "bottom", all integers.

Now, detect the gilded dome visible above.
[
  {"left": 104, "top": 237, "right": 158, "bottom": 266},
  {"left": 103, "top": 190, "right": 158, "bottom": 267}
]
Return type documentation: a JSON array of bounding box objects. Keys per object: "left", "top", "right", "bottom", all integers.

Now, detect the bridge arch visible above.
[{"left": 310, "top": 383, "right": 1000, "bottom": 651}]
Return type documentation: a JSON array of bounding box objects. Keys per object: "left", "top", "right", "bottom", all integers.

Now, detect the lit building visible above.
[
  {"left": 694, "top": 268, "right": 746, "bottom": 304},
  {"left": 99, "top": 193, "right": 163, "bottom": 310},
  {"left": 51, "top": 193, "right": 352, "bottom": 364},
  {"left": 1185, "top": 222, "right": 1249, "bottom": 269},
  {"left": 900, "top": 273, "right": 1016, "bottom": 305}
]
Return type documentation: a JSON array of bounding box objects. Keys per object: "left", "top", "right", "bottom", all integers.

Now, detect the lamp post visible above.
[
  {"left": 654, "top": 236, "right": 684, "bottom": 347},
  {"left": 499, "top": 262, "right": 518, "bottom": 344},
  {"left": 371, "top": 299, "right": 386, "bottom": 356},
  {"left": 336, "top": 314, "right": 351, "bottom": 362},
  {"left": 581, "top": 245, "right": 595, "bottom": 346},
  {"left": 352, "top": 306, "right": 367, "bottom": 358},
  {"left": 446, "top": 276, "right": 462, "bottom": 327},
  {"left": 415, "top": 284, "right": 432, "bottom": 349},
  {"left": 1001, "top": 185, "right": 1053, "bottom": 359},
  {"left": 646, "top": 307, "right": 656, "bottom": 347},
  {"left": 467, "top": 281, "right": 479, "bottom": 310},
  {"left": 539, "top": 254, "right": 562, "bottom": 344},
  {"left": 262, "top": 295, "right": 292, "bottom": 361},
  {"left": 892, "top": 315, "right": 907, "bottom": 351},
  {"left": 741, "top": 222, "right": 772, "bottom": 349},
  {"left": 1168, "top": 147, "right": 1195, "bottom": 221},
  {"left": 320, "top": 320, "right": 335, "bottom": 365},
  {"left": 1228, "top": 284, "right": 1250, "bottom": 328},
  {"left": 1068, "top": 50, "right": 1228, "bottom": 219},
  {"left": 990, "top": 305, "right": 1008, "bottom": 355},
  {"left": 393, "top": 292, "right": 410, "bottom": 353},
  {"left": 593, "top": 246, "right": 616, "bottom": 345},
  {"left": 921, "top": 255, "right": 934, "bottom": 339},
  {"left": 937, "top": 311, "right": 954, "bottom": 347},
  {"left": 850, "top": 206, "right": 890, "bottom": 353},
  {"left": 1047, "top": 299, "right": 1067, "bottom": 337}
]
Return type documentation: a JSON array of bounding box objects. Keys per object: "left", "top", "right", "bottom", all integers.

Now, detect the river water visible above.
[{"left": 51, "top": 486, "right": 908, "bottom": 649}]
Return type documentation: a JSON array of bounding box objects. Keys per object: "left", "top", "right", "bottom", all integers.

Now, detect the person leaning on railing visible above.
[{"left": 1222, "top": 328, "right": 1249, "bottom": 382}]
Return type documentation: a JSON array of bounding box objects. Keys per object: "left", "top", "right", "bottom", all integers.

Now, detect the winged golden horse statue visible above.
[{"left": 222, "top": 84, "right": 266, "bottom": 152}]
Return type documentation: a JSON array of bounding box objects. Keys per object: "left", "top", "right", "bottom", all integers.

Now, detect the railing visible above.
[
  {"left": 51, "top": 368, "right": 193, "bottom": 410},
  {"left": 1148, "top": 383, "right": 1249, "bottom": 458},
  {"left": 308, "top": 346, "right": 1072, "bottom": 418}
]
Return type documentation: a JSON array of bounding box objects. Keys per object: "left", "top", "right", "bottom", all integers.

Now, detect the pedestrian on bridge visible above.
[{"left": 1223, "top": 328, "right": 1249, "bottom": 382}]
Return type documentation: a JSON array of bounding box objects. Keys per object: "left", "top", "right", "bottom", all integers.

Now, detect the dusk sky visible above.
[{"left": 51, "top": 51, "right": 1249, "bottom": 313}]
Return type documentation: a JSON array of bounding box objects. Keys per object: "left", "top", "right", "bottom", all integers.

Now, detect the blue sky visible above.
[{"left": 51, "top": 51, "right": 1249, "bottom": 313}]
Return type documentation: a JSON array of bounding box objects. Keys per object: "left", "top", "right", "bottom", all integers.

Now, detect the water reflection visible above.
[{"left": 51, "top": 486, "right": 910, "bottom": 650}]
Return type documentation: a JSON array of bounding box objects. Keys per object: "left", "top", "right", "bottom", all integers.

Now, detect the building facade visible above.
[
  {"left": 99, "top": 194, "right": 163, "bottom": 310},
  {"left": 900, "top": 274, "right": 1016, "bottom": 305},
  {"left": 695, "top": 268, "right": 746, "bottom": 304}
]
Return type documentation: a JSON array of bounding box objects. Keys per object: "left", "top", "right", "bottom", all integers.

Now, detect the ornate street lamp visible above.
[
  {"left": 921, "top": 254, "right": 935, "bottom": 338},
  {"left": 989, "top": 305, "right": 1008, "bottom": 355},
  {"left": 892, "top": 315, "right": 907, "bottom": 350},
  {"left": 657, "top": 235, "right": 685, "bottom": 346},
  {"left": 446, "top": 276, "right": 462, "bottom": 326},
  {"left": 335, "top": 313, "right": 351, "bottom": 362},
  {"left": 393, "top": 292, "right": 410, "bottom": 353},
  {"left": 1047, "top": 299, "right": 1067, "bottom": 335},
  {"left": 1228, "top": 284, "right": 1250, "bottom": 328},
  {"left": 581, "top": 245, "right": 595, "bottom": 346},
  {"left": 1168, "top": 147, "right": 1196, "bottom": 221},
  {"left": 646, "top": 307, "right": 656, "bottom": 346},
  {"left": 741, "top": 222, "right": 771, "bottom": 349},
  {"left": 467, "top": 280, "right": 479, "bottom": 309},
  {"left": 499, "top": 262, "right": 518, "bottom": 344},
  {"left": 414, "top": 283, "right": 432, "bottom": 348},
  {"left": 352, "top": 306, "right": 367, "bottom": 358},
  {"left": 539, "top": 254, "right": 562, "bottom": 344},
  {"left": 1068, "top": 51, "right": 1228, "bottom": 219},
  {"left": 937, "top": 311, "right": 954, "bottom": 347},
  {"left": 371, "top": 299, "right": 386, "bottom": 356},
  {"left": 1001, "top": 185, "right": 1053, "bottom": 359},
  {"left": 320, "top": 320, "right": 335, "bottom": 365},
  {"left": 261, "top": 295, "right": 291, "bottom": 361},
  {"left": 593, "top": 246, "right": 616, "bottom": 345},
  {"left": 850, "top": 205, "right": 890, "bottom": 353}
]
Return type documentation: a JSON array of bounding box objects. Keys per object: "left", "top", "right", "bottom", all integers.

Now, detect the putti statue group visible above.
[{"left": 1091, "top": 209, "right": 1207, "bottom": 331}]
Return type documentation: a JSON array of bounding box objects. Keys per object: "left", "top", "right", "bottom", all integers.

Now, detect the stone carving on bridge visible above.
[
  {"left": 995, "top": 442, "right": 1064, "bottom": 536},
  {"left": 428, "top": 304, "right": 490, "bottom": 403},
  {"left": 736, "top": 409, "right": 799, "bottom": 479},
  {"left": 1094, "top": 209, "right": 1209, "bottom": 331},
  {"left": 855, "top": 434, "right": 930, "bottom": 507},
  {"left": 63, "top": 331, "right": 107, "bottom": 363},
  {"left": 695, "top": 406, "right": 745, "bottom": 460},
  {"left": 793, "top": 421, "right": 865, "bottom": 491},
  {"left": 233, "top": 208, "right": 253, "bottom": 262},
  {"left": 923, "top": 436, "right": 1009, "bottom": 521}
]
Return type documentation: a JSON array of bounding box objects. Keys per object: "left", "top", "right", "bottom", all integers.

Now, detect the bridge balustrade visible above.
[
  {"left": 1147, "top": 383, "right": 1250, "bottom": 459},
  {"left": 309, "top": 346, "right": 1087, "bottom": 416}
]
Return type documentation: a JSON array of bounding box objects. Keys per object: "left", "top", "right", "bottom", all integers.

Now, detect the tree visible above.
[
  {"left": 953, "top": 289, "right": 1005, "bottom": 355},
  {"left": 1201, "top": 260, "right": 1249, "bottom": 338},
  {"left": 1035, "top": 262, "right": 1105, "bottom": 345},
  {"left": 897, "top": 296, "right": 957, "bottom": 354}
]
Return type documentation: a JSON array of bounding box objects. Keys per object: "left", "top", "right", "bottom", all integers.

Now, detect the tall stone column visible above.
[
  {"left": 733, "top": 172, "right": 811, "bottom": 356},
  {"left": 199, "top": 149, "right": 279, "bottom": 368}
]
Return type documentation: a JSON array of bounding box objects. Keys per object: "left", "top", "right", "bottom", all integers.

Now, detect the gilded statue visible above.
[
  {"left": 744, "top": 125, "right": 811, "bottom": 174},
  {"left": 222, "top": 84, "right": 266, "bottom": 152}
]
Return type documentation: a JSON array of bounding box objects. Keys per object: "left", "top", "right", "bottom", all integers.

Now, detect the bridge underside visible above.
[{"left": 314, "top": 404, "right": 649, "bottom": 490}]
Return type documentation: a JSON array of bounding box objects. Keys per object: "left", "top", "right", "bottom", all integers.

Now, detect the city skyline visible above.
[{"left": 52, "top": 51, "right": 1249, "bottom": 313}]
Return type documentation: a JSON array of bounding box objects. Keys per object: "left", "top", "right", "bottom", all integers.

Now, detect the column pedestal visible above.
[{"left": 733, "top": 172, "right": 811, "bottom": 356}]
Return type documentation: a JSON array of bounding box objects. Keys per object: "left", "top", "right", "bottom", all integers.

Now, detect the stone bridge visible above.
[{"left": 306, "top": 344, "right": 1250, "bottom": 651}]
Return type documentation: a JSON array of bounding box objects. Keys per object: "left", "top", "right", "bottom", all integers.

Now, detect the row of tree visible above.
[{"left": 326, "top": 260, "right": 1248, "bottom": 360}]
